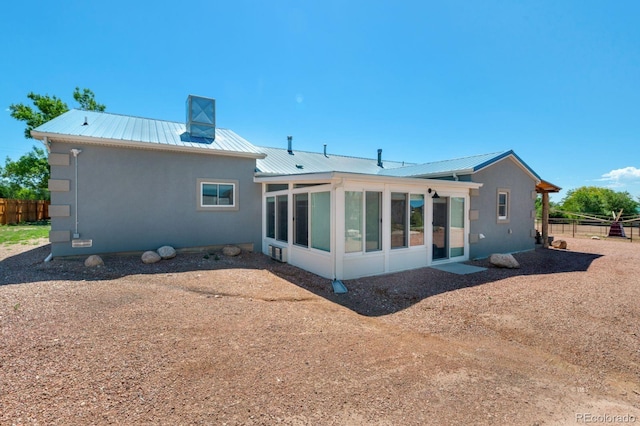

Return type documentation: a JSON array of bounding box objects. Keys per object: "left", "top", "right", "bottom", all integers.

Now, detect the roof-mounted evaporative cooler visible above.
[{"left": 186, "top": 95, "right": 215, "bottom": 139}]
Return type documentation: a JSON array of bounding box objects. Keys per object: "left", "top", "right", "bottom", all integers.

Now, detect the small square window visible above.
[{"left": 197, "top": 179, "right": 239, "bottom": 211}]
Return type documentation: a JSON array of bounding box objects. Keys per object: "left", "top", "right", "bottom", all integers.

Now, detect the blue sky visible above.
[{"left": 1, "top": 0, "right": 639, "bottom": 202}]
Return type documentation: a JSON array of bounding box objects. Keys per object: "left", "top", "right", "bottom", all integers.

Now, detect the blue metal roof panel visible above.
[
  {"left": 255, "top": 147, "right": 410, "bottom": 175},
  {"left": 33, "top": 109, "right": 263, "bottom": 156},
  {"left": 378, "top": 151, "right": 510, "bottom": 177}
]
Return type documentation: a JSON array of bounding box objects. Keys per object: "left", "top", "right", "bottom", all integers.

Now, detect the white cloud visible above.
[
  {"left": 600, "top": 166, "right": 640, "bottom": 183},
  {"left": 597, "top": 167, "right": 640, "bottom": 196}
]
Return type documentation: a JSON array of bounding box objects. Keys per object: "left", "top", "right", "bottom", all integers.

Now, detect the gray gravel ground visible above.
[{"left": 1, "top": 237, "right": 639, "bottom": 425}]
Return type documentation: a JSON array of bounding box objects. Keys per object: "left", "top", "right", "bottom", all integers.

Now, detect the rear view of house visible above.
[{"left": 31, "top": 95, "right": 552, "bottom": 281}]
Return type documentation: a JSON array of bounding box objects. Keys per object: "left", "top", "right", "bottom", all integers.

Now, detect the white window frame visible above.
[
  {"left": 497, "top": 188, "right": 510, "bottom": 223},
  {"left": 292, "top": 186, "right": 332, "bottom": 252},
  {"left": 197, "top": 179, "right": 239, "bottom": 211},
  {"left": 409, "top": 193, "right": 426, "bottom": 247}
]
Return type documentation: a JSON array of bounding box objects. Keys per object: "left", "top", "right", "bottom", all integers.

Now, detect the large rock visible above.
[
  {"left": 84, "top": 255, "right": 104, "bottom": 267},
  {"left": 489, "top": 253, "right": 520, "bottom": 269},
  {"left": 141, "top": 251, "right": 161, "bottom": 264},
  {"left": 551, "top": 239, "right": 567, "bottom": 249},
  {"left": 157, "top": 245, "right": 176, "bottom": 259},
  {"left": 222, "top": 245, "right": 241, "bottom": 257}
]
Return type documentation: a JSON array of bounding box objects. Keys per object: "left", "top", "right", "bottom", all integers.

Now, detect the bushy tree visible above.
[
  {"left": 9, "top": 87, "right": 105, "bottom": 139},
  {"left": 560, "top": 186, "right": 639, "bottom": 217},
  {"left": 72, "top": 87, "right": 106, "bottom": 112},
  {"left": 535, "top": 197, "right": 565, "bottom": 218},
  {"left": 0, "top": 147, "right": 49, "bottom": 200},
  {"left": 9, "top": 93, "right": 68, "bottom": 139},
  {"left": 5, "top": 87, "right": 105, "bottom": 200}
]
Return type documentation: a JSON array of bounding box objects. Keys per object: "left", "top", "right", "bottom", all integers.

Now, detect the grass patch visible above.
[{"left": 0, "top": 222, "right": 50, "bottom": 245}]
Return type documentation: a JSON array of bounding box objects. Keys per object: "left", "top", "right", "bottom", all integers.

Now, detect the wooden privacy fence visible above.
[{"left": 0, "top": 199, "right": 50, "bottom": 225}]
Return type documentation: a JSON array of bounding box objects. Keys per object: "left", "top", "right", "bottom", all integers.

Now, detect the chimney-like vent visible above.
[
  {"left": 287, "top": 136, "right": 293, "bottom": 154},
  {"left": 186, "top": 95, "right": 215, "bottom": 140},
  {"left": 377, "top": 149, "right": 383, "bottom": 168},
  {"left": 323, "top": 144, "right": 328, "bottom": 157}
]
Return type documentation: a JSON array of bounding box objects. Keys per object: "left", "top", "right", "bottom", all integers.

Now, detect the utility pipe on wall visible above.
[{"left": 70, "top": 149, "right": 82, "bottom": 238}]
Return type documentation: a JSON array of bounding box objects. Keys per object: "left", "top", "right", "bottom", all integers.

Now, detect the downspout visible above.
[
  {"left": 44, "top": 136, "right": 53, "bottom": 262},
  {"left": 70, "top": 149, "right": 82, "bottom": 238}
]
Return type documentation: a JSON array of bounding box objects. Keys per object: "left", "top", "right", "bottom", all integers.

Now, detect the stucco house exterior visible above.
[{"left": 31, "top": 95, "right": 543, "bottom": 281}]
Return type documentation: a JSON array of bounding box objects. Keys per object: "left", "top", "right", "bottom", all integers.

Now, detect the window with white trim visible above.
[
  {"left": 197, "top": 179, "right": 239, "bottom": 211},
  {"left": 266, "top": 195, "right": 288, "bottom": 242},
  {"left": 497, "top": 189, "right": 510, "bottom": 223},
  {"left": 294, "top": 191, "right": 331, "bottom": 251},
  {"left": 345, "top": 191, "right": 382, "bottom": 253}
]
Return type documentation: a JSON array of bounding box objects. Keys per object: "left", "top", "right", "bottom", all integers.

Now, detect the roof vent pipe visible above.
[
  {"left": 323, "top": 144, "right": 328, "bottom": 157},
  {"left": 377, "top": 149, "right": 383, "bottom": 168},
  {"left": 287, "top": 136, "right": 293, "bottom": 154}
]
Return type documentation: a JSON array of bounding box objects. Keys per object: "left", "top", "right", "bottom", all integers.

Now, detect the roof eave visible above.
[
  {"left": 255, "top": 171, "right": 483, "bottom": 188},
  {"left": 473, "top": 151, "right": 541, "bottom": 183},
  {"left": 536, "top": 179, "right": 562, "bottom": 193},
  {"left": 31, "top": 131, "right": 266, "bottom": 159},
  {"left": 398, "top": 169, "right": 474, "bottom": 179}
]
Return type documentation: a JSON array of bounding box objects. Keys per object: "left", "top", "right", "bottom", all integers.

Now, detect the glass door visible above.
[
  {"left": 432, "top": 197, "right": 448, "bottom": 260},
  {"left": 450, "top": 197, "right": 465, "bottom": 257}
]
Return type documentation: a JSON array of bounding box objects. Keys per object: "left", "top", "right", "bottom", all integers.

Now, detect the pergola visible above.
[{"left": 536, "top": 179, "right": 562, "bottom": 248}]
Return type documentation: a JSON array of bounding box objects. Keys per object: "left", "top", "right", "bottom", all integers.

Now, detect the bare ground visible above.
[{"left": 1, "top": 237, "right": 639, "bottom": 425}]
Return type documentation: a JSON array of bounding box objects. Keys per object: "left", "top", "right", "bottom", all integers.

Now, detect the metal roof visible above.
[
  {"left": 32, "top": 110, "right": 542, "bottom": 182},
  {"left": 31, "top": 109, "right": 264, "bottom": 158},
  {"left": 378, "top": 151, "right": 506, "bottom": 177},
  {"left": 255, "top": 147, "right": 410, "bottom": 175},
  {"left": 256, "top": 148, "right": 541, "bottom": 182},
  {"left": 379, "top": 150, "right": 541, "bottom": 181}
]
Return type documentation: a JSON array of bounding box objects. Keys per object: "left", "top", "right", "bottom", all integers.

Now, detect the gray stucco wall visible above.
[
  {"left": 468, "top": 158, "right": 537, "bottom": 259},
  {"left": 48, "top": 142, "right": 262, "bottom": 257}
]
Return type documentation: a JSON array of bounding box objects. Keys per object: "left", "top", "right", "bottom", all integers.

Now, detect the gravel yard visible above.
[{"left": 1, "top": 237, "right": 639, "bottom": 425}]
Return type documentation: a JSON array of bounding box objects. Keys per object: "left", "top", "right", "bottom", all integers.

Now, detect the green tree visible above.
[
  {"left": 535, "top": 197, "right": 565, "bottom": 218},
  {"left": 9, "top": 93, "right": 68, "bottom": 139},
  {"left": 0, "top": 147, "right": 50, "bottom": 200},
  {"left": 6, "top": 87, "right": 106, "bottom": 200},
  {"left": 9, "top": 87, "right": 105, "bottom": 139},
  {"left": 560, "top": 186, "right": 639, "bottom": 217},
  {"left": 72, "top": 87, "right": 106, "bottom": 112}
]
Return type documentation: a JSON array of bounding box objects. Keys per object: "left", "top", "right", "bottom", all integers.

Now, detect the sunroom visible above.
[{"left": 256, "top": 172, "right": 482, "bottom": 280}]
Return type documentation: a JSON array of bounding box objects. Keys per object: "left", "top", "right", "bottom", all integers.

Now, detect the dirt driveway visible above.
[{"left": 1, "top": 237, "right": 639, "bottom": 425}]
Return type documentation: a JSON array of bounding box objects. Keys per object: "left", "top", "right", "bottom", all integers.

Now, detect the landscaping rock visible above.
[
  {"left": 551, "top": 239, "right": 568, "bottom": 249},
  {"left": 157, "top": 245, "right": 176, "bottom": 259},
  {"left": 84, "top": 255, "right": 104, "bottom": 267},
  {"left": 489, "top": 253, "right": 520, "bottom": 269},
  {"left": 141, "top": 251, "right": 161, "bottom": 264},
  {"left": 222, "top": 245, "right": 241, "bottom": 257}
]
